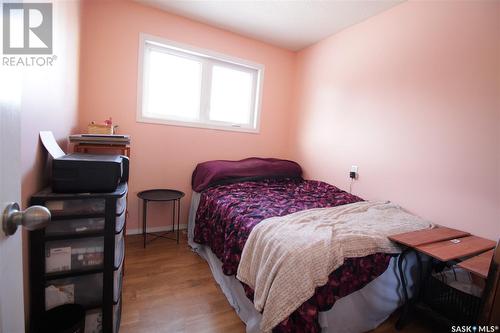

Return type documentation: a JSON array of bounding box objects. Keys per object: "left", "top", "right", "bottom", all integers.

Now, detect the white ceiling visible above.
[{"left": 138, "top": 0, "right": 403, "bottom": 51}]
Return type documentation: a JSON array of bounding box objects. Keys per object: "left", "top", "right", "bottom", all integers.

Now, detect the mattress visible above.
[{"left": 188, "top": 179, "right": 419, "bottom": 332}]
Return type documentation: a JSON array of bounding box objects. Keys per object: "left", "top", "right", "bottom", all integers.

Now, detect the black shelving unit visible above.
[{"left": 30, "top": 182, "right": 127, "bottom": 333}]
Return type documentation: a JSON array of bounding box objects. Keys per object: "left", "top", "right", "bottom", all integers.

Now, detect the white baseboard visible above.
[{"left": 126, "top": 224, "right": 188, "bottom": 235}]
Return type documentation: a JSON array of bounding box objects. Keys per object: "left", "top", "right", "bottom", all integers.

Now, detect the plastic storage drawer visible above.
[
  {"left": 114, "top": 298, "right": 122, "bottom": 333},
  {"left": 116, "top": 195, "right": 126, "bottom": 215},
  {"left": 114, "top": 263, "right": 123, "bottom": 304},
  {"left": 115, "top": 210, "right": 126, "bottom": 233},
  {"left": 45, "top": 210, "right": 126, "bottom": 237},
  {"left": 45, "top": 269, "right": 122, "bottom": 312},
  {"left": 45, "top": 199, "right": 105, "bottom": 216},
  {"left": 45, "top": 237, "right": 103, "bottom": 273},
  {"left": 45, "top": 273, "right": 103, "bottom": 310},
  {"left": 45, "top": 217, "right": 104, "bottom": 236},
  {"left": 45, "top": 194, "right": 127, "bottom": 217},
  {"left": 83, "top": 299, "right": 122, "bottom": 333},
  {"left": 46, "top": 231, "right": 125, "bottom": 274},
  {"left": 114, "top": 231, "right": 125, "bottom": 270}
]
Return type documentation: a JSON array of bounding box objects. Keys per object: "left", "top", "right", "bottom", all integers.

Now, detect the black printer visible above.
[{"left": 52, "top": 153, "right": 129, "bottom": 193}]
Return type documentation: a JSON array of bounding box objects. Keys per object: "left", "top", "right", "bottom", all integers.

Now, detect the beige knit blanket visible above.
[{"left": 236, "top": 201, "right": 433, "bottom": 332}]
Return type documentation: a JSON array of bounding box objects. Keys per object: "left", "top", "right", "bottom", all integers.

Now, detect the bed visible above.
[{"left": 187, "top": 158, "right": 422, "bottom": 333}]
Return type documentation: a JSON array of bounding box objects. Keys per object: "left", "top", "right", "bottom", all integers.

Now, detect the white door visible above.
[{"left": 0, "top": 66, "right": 25, "bottom": 331}]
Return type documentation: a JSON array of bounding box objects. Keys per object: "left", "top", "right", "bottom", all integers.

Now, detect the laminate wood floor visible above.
[{"left": 121, "top": 234, "right": 434, "bottom": 333}]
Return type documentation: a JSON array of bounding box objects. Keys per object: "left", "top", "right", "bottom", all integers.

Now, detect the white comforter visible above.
[{"left": 236, "top": 201, "right": 433, "bottom": 332}]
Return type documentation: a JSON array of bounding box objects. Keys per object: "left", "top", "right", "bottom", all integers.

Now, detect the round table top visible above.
[{"left": 137, "top": 189, "right": 185, "bottom": 201}]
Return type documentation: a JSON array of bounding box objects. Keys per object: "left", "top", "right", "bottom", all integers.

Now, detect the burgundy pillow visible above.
[{"left": 192, "top": 157, "right": 302, "bottom": 192}]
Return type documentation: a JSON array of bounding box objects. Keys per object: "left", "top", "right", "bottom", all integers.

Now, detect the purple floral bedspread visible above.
[{"left": 194, "top": 178, "right": 392, "bottom": 332}]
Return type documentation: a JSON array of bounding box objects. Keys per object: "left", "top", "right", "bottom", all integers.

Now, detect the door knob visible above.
[{"left": 2, "top": 203, "right": 51, "bottom": 236}]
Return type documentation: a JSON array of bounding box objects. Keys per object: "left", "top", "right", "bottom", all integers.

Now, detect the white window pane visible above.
[
  {"left": 144, "top": 49, "right": 202, "bottom": 120},
  {"left": 209, "top": 65, "right": 253, "bottom": 125}
]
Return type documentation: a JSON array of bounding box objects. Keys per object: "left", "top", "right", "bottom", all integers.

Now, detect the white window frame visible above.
[{"left": 137, "top": 33, "right": 264, "bottom": 133}]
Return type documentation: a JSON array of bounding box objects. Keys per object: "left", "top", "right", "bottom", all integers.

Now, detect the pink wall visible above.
[
  {"left": 78, "top": 0, "right": 296, "bottom": 232},
  {"left": 78, "top": 0, "right": 499, "bottom": 239},
  {"left": 21, "top": 1, "right": 81, "bottom": 323},
  {"left": 290, "top": 1, "right": 500, "bottom": 239},
  {"left": 22, "top": 2, "right": 81, "bottom": 206}
]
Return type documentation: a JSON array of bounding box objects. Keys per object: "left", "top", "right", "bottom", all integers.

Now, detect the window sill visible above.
[{"left": 136, "top": 116, "right": 260, "bottom": 134}]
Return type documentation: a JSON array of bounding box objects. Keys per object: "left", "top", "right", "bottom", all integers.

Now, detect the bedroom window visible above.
[{"left": 137, "top": 34, "right": 264, "bottom": 133}]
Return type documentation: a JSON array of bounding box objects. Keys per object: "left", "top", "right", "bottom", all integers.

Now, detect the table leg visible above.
[
  {"left": 142, "top": 200, "right": 147, "bottom": 248},
  {"left": 176, "top": 199, "right": 180, "bottom": 244},
  {"left": 421, "top": 256, "right": 434, "bottom": 299},
  {"left": 171, "top": 199, "right": 176, "bottom": 243},
  {"left": 396, "top": 248, "right": 412, "bottom": 330},
  {"left": 414, "top": 252, "right": 423, "bottom": 300}
]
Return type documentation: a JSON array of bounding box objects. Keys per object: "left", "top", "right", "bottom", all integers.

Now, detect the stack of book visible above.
[{"left": 69, "top": 134, "right": 131, "bottom": 145}]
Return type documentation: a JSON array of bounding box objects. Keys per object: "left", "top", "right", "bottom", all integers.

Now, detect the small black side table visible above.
[{"left": 137, "top": 189, "right": 185, "bottom": 248}]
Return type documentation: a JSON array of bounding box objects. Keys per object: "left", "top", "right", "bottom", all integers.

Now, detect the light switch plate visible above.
[{"left": 350, "top": 165, "right": 358, "bottom": 173}]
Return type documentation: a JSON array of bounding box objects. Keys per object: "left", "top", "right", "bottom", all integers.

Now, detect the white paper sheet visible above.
[
  {"left": 46, "top": 247, "right": 71, "bottom": 273},
  {"left": 40, "top": 130, "right": 65, "bottom": 158},
  {"left": 45, "top": 284, "right": 75, "bottom": 310}
]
